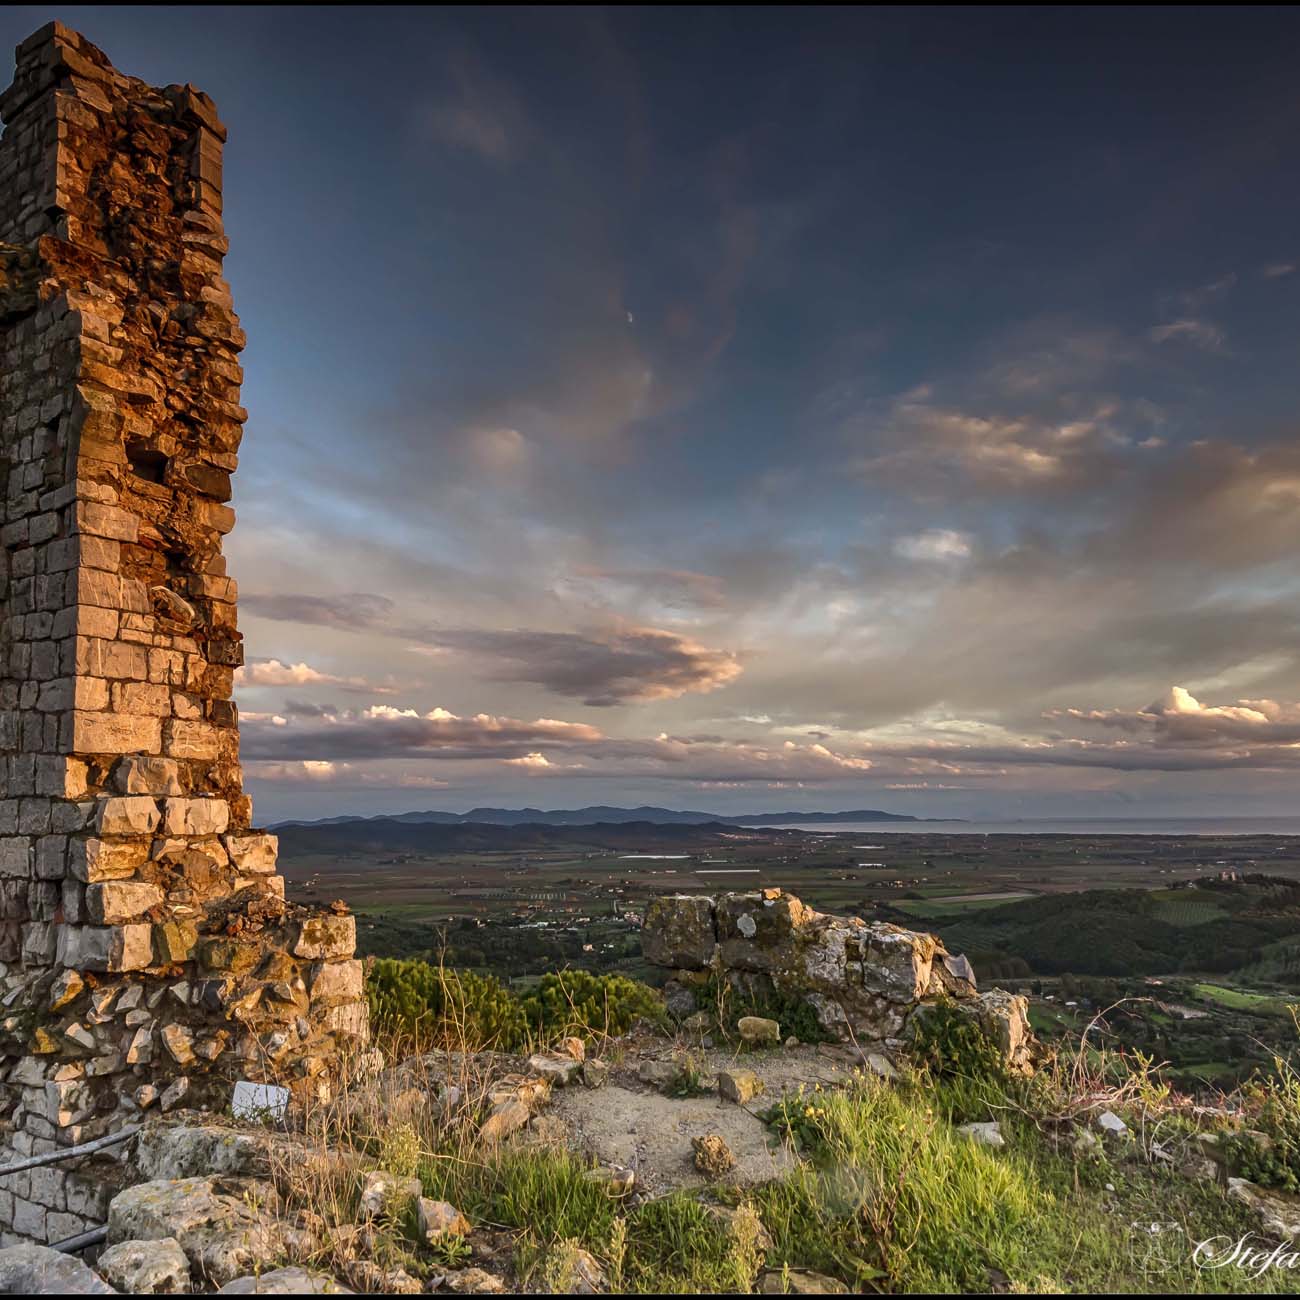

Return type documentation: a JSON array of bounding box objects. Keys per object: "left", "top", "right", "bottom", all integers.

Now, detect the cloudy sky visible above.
[{"left": 14, "top": 6, "right": 1300, "bottom": 821}]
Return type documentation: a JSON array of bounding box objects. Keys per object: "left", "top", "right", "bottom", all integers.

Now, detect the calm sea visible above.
[{"left": 770, "top": 818, "right": 1300, "bottom": 837}]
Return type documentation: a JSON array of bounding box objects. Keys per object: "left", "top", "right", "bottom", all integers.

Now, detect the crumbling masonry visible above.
[
  {"left": 644, "top": 889, "right": 1036, "bottom": 1073},
  {"left": 0, "top": 24, "right": 366, "bottom": 1243}
]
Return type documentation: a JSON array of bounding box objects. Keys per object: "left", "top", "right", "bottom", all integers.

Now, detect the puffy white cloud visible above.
[
  {"left": 893, "top": 529, "right": 973, "bottom": 562},
  {"left": 236, "top": 658, "right": 378, "bottom": 692},
  {"left": 1054, "top": 686, "right": 1300, "bottom": 747}
]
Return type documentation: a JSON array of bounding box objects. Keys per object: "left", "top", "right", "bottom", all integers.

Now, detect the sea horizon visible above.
[{"left": 773, "top": 816, "right": 1300, "bottom": 837}]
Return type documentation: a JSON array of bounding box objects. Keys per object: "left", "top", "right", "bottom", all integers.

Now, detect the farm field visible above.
[
  {"left": 274, "top": 821, "right": 1300, "bottom": 1086},
  {"left": 277, "top": 824, "right": 1300, "bottom": 932}
]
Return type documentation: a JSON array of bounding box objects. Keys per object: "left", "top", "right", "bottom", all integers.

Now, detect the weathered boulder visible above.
[
  {"left": 738, "top": 1015, "right": 781, "bottom": 1046},
  {"left": 358, "top": 1169, "right": 420, "bottom": 1220},
  {"left": 718, "top": 892, "right": 816, "bottom": 973},
  {"left": 693, "top": 1133, "right": 737, "bottom": 1177},
  {"left": 957, "top": 988, "right": 1036, "bottom": 1075},
  {"left": 637, "top": 1059, "right": 681, "bottom": 1090},
  {"left": 107, "top": 1175, "right": 283, "bottom": 1287},
  {"left": 543, "top": 1244, "right": 606, "bottom": 1294},
  {"left": 217, "top": 1266, "right": 353, "bottom": 1294},
  {"left": 718, "top": 1069, "right": 763, "bottom": 1104},
  {"left": 133, "top": 1122, "right": 269, "bottom": 1181},
  {"left": 134, "top": 1120, "right": 364, "bottom": 1192},
  {"left": 1227, "top": 1178, "right": 1300, "bottom": 1240},
  {"left": 642, "top": 889, "right": 1035, "bottom": 1072},
  {"left": 663, "top": 979, "right": 699, "bottom": 1019},
  {"left": 527, "top": 1052, "right": 583, "bottom": 1086},
  {"left": 706, "top": 1203, "right": 774, "bottom": 1252},
  {"left": 446, "top": 1268, "right": 506, "bottom": 1294},
  {"left": 480, "top": 1098, "right": 531, "bottom": 1143},
  {"left": 642, "top": 895, "right": 717, "bottom": 969},
  {"left": 586, "top": 1164, "right": 635, "bottom": 1196},
  {"left": 416, "top": 1197, "right": 471, "bottom": 1242},
  {"left": 97, "top": 1237, "right": 192, "bottom": 1294},
  {"left": 345, "top": 1262, "right": 423, "bottom": 1294},
  {"left": 0, "top": 1243, "right": 115, "bottom": 1294}
]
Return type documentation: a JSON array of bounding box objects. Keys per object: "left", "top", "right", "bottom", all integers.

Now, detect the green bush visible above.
[
  {"left": 519, "top": 969, "right": 665, "bottom": 1041},
  {"left": 367, "top": 959, "right": 527, "bottom": 1048},
  {"left": 1225, "top": 1064, "right": 1300, "bottom": 1192},
  {"left": 366, "top": 959, "right": 662, "bottom": 1050},
  {"left": 908, "top": 999, "right": 1007, "bottom": 1084}
]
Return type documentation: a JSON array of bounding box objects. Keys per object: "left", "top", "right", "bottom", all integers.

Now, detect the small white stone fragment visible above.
[
  {"left": 232, "top": 1079, "right": 290, "bottom": 1123},
  {"left": 1095, "top": 1110, "right": 1129, "bottom": 1136},
  {"left": 956, "top": 1120, "right": 1004, "bottom": 1148}
]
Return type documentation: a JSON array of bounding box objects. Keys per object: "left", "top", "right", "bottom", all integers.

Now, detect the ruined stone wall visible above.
[
  {"left": 643, "top": 888, "right": 1035, "bottom": 1071},
  {"left": 0, "top": 23, "right": 366, "bottom": 1245}
]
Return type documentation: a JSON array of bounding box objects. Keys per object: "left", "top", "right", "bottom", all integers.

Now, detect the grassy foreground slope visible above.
[
  {"left": 404, "top": 1073, "right": 1277, "bottom": 1293},
  {"left": 299, "top": 960, "right": 1300, "bottom": 1294}
]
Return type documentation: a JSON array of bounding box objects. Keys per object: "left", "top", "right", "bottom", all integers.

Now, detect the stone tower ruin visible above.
[{"left": 0, "top": 23, "right": 366, "bottom": 1243}]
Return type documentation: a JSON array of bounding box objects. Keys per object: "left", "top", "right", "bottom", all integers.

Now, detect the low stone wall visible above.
[{"left": 643, "top": 888, "right": 1035, "bottom": 1071}]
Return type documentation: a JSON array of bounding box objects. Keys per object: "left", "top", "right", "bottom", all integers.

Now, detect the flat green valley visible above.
[{"left": 277, "top": 821, "right": 1300, "bottom": 1089}]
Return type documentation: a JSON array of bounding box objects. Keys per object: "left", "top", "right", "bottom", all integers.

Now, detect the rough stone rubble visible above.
[
  {"left": 0, "top": 22, "right": 365, "bottom": 1245},
  {"left": 643, "top": 888, "right": 1036, "bottom": 1072}
]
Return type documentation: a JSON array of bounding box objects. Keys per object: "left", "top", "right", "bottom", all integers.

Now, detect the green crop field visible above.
[
  {"left": 1192, "top": 983, "right": 1287, "bottom": 1015},
  {"left": 1147, "top": 890, "right": 1231, "bottom": 926},
  {"left": 894, "top": 894, "right": 1035, "bottom": 920}
]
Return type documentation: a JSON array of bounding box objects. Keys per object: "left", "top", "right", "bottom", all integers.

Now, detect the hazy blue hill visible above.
[
  {"left": 274, "top": 804, "right": 918, "bottom": 829},
  {"left": 275, "top": 818, "right": 774, "bottom": 858}
]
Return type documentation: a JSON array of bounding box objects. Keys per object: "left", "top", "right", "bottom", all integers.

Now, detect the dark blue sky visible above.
[{"left": 9, "top": 6, "right": 1300, "bottom": 819}]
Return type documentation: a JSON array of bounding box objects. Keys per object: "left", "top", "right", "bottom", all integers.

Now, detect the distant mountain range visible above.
[
  {"left": 272, "top": 804, "right": 921, "bottom": 830},
  {"left": 274, "top": 818, "right": 785, "bottom": 858}
]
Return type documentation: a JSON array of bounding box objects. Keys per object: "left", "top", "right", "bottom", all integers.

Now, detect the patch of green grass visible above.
[
  {"left": 623, "top": 1195, "right": 743, "bottom": 1292},
  {"left": 689, "top": 972, "right": 838, "bottom": 1047},
  {"left": 663, "top": 1053, "right": 714, "bottom": 1099},
  {"left": 368, "top": 959, "right": 665, "bottom": 1049},
  {"left": 1192, "top": 983, "right": 1286, "bottom": 1014},
  {"left": 752, "top": 1075, "right": 1296, "bottom": 1293},
  {"left": 1171, "top": 1059, "right": 1240, "bottom": 1082},
  {"left": 415, "top": 1145, "right": 757, "bottom": 1292},
  {"left": 419, "top": 1145, "right": 615, "bottom": 1248}
]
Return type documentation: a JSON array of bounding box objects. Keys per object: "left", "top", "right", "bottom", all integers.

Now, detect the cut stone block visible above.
[
  {"left": 56, "top": 923, "right": 154, "bottom": 972},
  {"left": 95, "top": 796, "right": 161, "bottom": 836},
  {"left": 291, "top": 914, "right": 355, "bottom": 960},
  {"left": 162, "top": 797, "right": 229, "bottom": 837},
  {"left": 308, "top": 959, "right": 363, "bottom": 1006},
  {"left": 69, "top": 837, "right": 151, "bottom": 882},
  {"left": 87, "top": 880, "right": 163, "bottom": 924},
  {"left": 224, "top": 833, "right": 277, "bottom": 874},
  {"left": 113, "top": 756, "right": 183, "bottom": 797}
]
